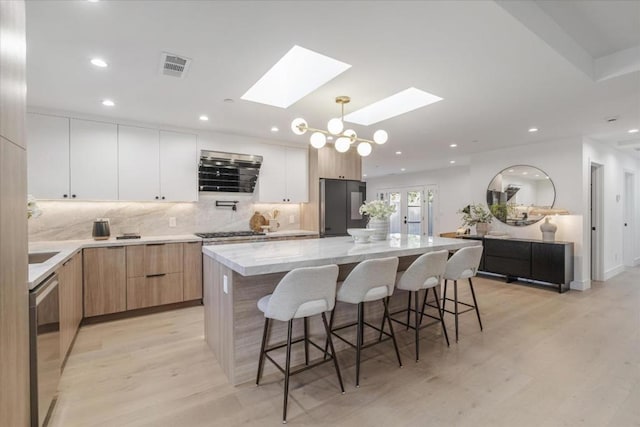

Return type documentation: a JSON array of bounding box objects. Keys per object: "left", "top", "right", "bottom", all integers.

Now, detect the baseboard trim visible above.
[
  {"left": 570, "top": 279, "right": 590, "bottom": 291},
  {"left": 82, "top": 299, "right": 203, "bottom": 325},
  {"left": 603, "top": 265, "right": 625, "bottom": 281}
]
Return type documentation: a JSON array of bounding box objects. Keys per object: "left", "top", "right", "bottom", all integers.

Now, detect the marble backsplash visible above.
[{"left": 28, "top": 194, "right": 302, "bottom": 241}]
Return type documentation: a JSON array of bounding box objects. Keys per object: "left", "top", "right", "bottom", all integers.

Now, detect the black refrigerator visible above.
[{"left": 320, "top": 179, "right": 367, "bottom": 237}]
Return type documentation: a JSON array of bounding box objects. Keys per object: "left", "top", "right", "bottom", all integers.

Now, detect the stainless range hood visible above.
[{"left": 198, "top": 150, "right": 262, "bottom": 193}]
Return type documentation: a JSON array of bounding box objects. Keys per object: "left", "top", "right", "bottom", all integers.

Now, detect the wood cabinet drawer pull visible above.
[
  {"left": 146, "top": 243, "right": 166, "bottom": 246},
  {"left": 146, "top": 273, "right": 166, "bottom": 278},
  {"left": 107, "top": 246, "right": 123, "bottom": 249},
  {"left": 62, "top": 259, "right": 72, "bottom": 266}
]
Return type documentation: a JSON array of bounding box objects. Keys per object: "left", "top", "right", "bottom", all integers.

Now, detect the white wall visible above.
[
  {"left": 582, "top": 138, "right": 640, "bottom": 283},
  {"left": 366, "top": 165, "right": 471, "bottom": 235}
]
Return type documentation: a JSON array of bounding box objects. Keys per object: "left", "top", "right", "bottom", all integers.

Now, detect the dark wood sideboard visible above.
[{"left": 461, "top": 236, "right": 574, "bottom": 293}]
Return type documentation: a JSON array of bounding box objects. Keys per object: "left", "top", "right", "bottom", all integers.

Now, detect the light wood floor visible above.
[{"left": 49, "top": 269, "right": 640, "bottom": 427}]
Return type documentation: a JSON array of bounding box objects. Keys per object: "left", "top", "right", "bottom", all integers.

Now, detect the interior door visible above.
[
  {"left": 623, "top": 171, "right": 635, "bottom": 267},
  {"left": 384, "top": 187, "right": 425, "bottom": 235}
]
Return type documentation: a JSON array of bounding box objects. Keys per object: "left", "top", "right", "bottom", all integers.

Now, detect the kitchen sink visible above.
[{"left": 28, "top": 252, "right": 60, "bottom": 264}]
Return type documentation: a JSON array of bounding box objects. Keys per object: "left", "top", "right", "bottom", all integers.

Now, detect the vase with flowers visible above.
[
  {"left": 359, "top": 200, "right": 396, "bottom": 241},
  {"left": 459, "top": 203, "right": 492, "bottom": 236}
]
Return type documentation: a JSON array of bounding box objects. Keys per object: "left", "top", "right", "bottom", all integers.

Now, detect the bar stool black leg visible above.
[
  {"left": 468, "top": 278, "right": 483, "bottom": 331},
  {"left": 414, "top": 290, "right": 420, "bottom": 362},
  {"left": 323, "top": 308, "right": 336, "bottom": 361},
  {"left": 283, "top": 319, "right": 293, "bottom": 424},
  {"left": 303, "top": 317, "right": 309, "bottom": 365},
  {"left": 442, "top": 279, "right": 448, "bottom": 314},
  {"left": 383, "top": 297, "right": 403, "bottom": 367},
  {"left": 256, "top": 317, "right": 270, "bottom": 385},
  {"left": 454, "top": 280, "right": 459, "bottom": 342},
  {"left": 356, "top": 302, "right": 363, "bottom": 388},
  {"left": 378, "top": 297, "right": 387, "bottom": 342},
  {"left": 432, "top": 287, "right": 450, "bottom": 346},
  {"left": 419, "top": 288, "right": 429, "bottom": 326},
  {"left": 321, "top": 312, "right": 345, "bottom": 394},
  {"left": 406, "top": 292, "right": 412, "bottom": 330}
]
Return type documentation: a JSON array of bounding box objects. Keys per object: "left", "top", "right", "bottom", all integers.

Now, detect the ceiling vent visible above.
[{"left": 160, "top": 52, "right": 191, "bottom": 78}]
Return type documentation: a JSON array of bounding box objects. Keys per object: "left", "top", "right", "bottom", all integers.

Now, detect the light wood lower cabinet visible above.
[
  {"left": 83, "top": 246, "right": 127, "bottom": 317},
  {"left": 59, "top": 252, "right": 83, "bottom": 360},
  {"left": 83, "top": 242, "right": 203, "bottom": 318},
  {"left": 183, "top": 242, "right": 203, "bottom": 300},
  {"left": 127, "top": 273, "right": 183, "bottom": 310}
]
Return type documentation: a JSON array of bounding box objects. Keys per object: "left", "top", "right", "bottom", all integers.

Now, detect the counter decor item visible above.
[
  {"left": 92, "top": 218, "right": 111, "bottom": 240},
  {"left": 347, "top": 228, "right": 376, "bottom": 243},
  {"left": 459, "top": 204, "right": 492, "bottom": 237},
  {"left": 249, "top": 211, "right": 267, "bottom": 232},
  {"left": 359, "top": 200, "right": 396, "bottom": 241},
  {"left": 27, "top": 194, "right": 42, "bottom": 219},
  {"left": 529, "top": 208, "right": 570, "bottom": 242}
]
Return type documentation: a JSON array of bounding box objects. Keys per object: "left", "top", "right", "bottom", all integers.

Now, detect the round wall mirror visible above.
[{"left": 486, "top": 165, "right": 555, "bottom": 226}]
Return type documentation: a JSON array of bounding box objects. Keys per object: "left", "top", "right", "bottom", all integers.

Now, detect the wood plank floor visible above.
[{"left": 49, "top": 269, "right": 640, "bottom": 427}]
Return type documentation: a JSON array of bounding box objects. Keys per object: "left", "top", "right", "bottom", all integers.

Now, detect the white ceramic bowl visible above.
[{"left": 347, "top": 228, "right": 376, "bottom": 243}]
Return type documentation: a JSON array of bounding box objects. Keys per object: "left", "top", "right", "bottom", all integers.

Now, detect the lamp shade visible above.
[
  {"left": 291, "top": 118, "right": 308, "bottom": 135},
  {"left": 309, "top": 132, "right": 327, "bottom": 149},
  {"left": 357, "top": 141, "right": 372, "bottom": 156},
  {"left": 327, "top": 118, "right": 344, "bottom": 135},
  {"left": 335, "top": 137, "right": 351, "bottom": 152}
]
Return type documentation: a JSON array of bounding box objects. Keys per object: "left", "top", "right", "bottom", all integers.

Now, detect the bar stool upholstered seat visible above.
[{"left": 256, "top": 264, "right": 344, "bottom": 424}]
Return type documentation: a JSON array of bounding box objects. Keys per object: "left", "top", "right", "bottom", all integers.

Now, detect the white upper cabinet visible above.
[
  {"left": 257, "top": 145, "right": 308, "bottom": 203},
  {"left": 27, "top": 113, "right": 70, "bottom": 199},
  {"left": 118, "top": 125, "right": 160, "bottom": 201},
  {"left": 70, "top": 119, "right": 118, "bottom": 200},
  {"left": 159, "top": 130, "right": 197, "bottom": 202}
]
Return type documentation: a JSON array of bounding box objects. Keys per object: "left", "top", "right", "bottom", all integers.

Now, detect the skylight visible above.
[
  {"left": 344, "top": 87, "right": 443, "bottom": 126},
  {"left": 241, "top": 45, "right": 351, "bottom": 109}
]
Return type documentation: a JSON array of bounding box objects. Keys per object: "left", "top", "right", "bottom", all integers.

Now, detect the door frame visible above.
[
  {"left": 590, "top": 163, "right": 604, "bottom": 281},
  {"left": 623, "top": 170, "right": 636, "bottom": 267},
  {"left": 378, "top": 186, "right": 426, "bottom": 235}
]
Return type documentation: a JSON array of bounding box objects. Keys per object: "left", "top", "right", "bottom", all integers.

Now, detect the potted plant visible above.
[
  {"left": 359, "top": 200, "right": 396, "bottom": 241},
  {"left": 459, "top": 203, "right": 492, "bottom": 236}
]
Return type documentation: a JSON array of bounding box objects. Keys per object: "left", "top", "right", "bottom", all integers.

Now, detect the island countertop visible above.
[{"left": 203, "top": 234, "right": 480, "bottom": 276}]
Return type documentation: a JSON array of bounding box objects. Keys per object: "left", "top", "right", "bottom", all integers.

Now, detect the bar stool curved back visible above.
[
  {"left": 328, "top": 256, "right": 402, "bottom": 388},
  {"left": 392, "top": 250, "right": 450, "bottom": 361},
  {"left": 256, "top": 264, "right": 344, "bottom": 424},
  {"left": 442, "top": 245, "right": 484, "bottom": 342}
]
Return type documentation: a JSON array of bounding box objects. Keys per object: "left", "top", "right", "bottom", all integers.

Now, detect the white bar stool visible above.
[
  {"left": 326, "top": 256, "right": 402, "bottom": 388},
  {"left": 386, "top": 250, "right": 450, "bottom": 361},
  {"left": 440, "top": 246, "right": 484, "bottom": 342},
  {"left": 255, "top": 264, "right": 344, "bottom": 424}
]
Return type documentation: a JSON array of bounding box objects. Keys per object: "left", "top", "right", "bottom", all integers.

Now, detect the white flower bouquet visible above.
[
  {"left": 27, "top": 194, "right": 42, "bottom": 219},
  {"left": 359, "top": 200, "right": 396, "bottom": 220}
]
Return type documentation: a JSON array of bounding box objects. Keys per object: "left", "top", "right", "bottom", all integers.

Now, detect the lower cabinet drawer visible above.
[
  {"left": 484, "top": 255, "right": 531, "bottom": 278},
  {"left": 126, "top": 272, "right": 183, "bottom": 310}
]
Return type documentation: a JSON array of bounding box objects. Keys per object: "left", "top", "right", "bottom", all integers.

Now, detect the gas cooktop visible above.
[{"left": 195, "top": 231, "right": 266, "bottom": 239}]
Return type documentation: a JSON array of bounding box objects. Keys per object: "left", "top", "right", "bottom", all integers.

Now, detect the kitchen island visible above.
[{"left": 203, "top": 235, "right": 480, "bottom": 385}]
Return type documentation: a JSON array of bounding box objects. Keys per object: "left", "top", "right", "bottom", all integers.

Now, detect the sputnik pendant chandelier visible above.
[{"left": 290, "top": 96, "right": 388, "bottom": 157}]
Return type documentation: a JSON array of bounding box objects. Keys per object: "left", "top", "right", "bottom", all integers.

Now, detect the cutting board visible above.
[{"left": 249, "top": 212, "right": 267, "bottom": 232}]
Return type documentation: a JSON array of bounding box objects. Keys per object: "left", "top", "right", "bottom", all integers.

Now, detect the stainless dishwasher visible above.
[{"left": 29, "top": 273, "right": 60, "bottom": 427}]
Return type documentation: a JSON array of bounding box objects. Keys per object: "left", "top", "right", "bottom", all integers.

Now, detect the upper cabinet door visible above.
[
  {"left": 256, "top": 145, "right": 287, "bottom": 203},
  {"left": 27, "top": 113, "right": 70, "bottom": 199},
  {"left": 70, "top": 119, "right": 118, "bottom": 200},
  {"left": 285, "top": 147, "right": 308, "bottom": 203},
  {"left": 159, "top": 130, "right": 197, "bottom": 202},
  {"left": 118, "top": 125, "right": 160, "bottom": 201}
]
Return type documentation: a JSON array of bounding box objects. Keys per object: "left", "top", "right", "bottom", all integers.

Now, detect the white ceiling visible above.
[{"left": 25, "top": 0, "right": 640, "bottom": 178}]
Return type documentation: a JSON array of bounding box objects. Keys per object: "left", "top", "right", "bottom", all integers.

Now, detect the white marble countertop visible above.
[
  {"left": 203, "top": 235, "right": 480, "bottom": 276},
  {"left": 28, "top": 234, "right": 201, "bottom": 290}
]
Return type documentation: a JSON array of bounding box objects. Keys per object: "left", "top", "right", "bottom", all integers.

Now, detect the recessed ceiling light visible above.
[
  {"left": 395, "top": 151, "right": 402, "bottom": 155},
  {"left": 629, "top": 128, "right": 639, "bottom": 134},
  {"left": 101, "top": 99, "right": 114, "bottom": 107},
  {"left": 400, "top": 168, "right": 406, "bottom": 172},
  {"left": 344, "top": 87, "right": 443, "bottom": 126},
  {"left": 241, "top": 45, "right": 351, "bottom": 109},
  {"left": 450, "top": 160, "right": 456, "bottom": 164},
  {"left": 449, "top": 144, "right": 457, "bottom": 148},
  {"left": 522, "top": 171, "right": 528, "bottom": 175},
  {"left": 363, "top": 174, "right": 367, "bottom": 177},
  {"left": 87, "top": 0, "right": 99, "bottom": 3},
  {"left": 528, "top": 127, "right": 539, "bottom": 133},
  {"left": 199, "top": 115, "right": 209, "bottom": 121},
  {"left": 271, "top": 126, "right": 279, "bottom": 132},
  {"left": 90, "top": 58, "right": 108, "bottom": 68},
  {"left": 535, "top": 174, "right": 540, "bottom": 177},
  {"left": 508, "top": 169, "right": 515, "bottom": 172}
]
